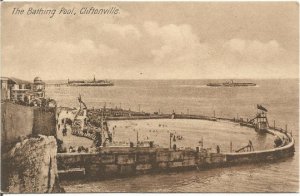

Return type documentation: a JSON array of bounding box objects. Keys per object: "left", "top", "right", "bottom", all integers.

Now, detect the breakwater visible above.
[{"left": 57, "top": 115, "right": 295, "bottom": 180}]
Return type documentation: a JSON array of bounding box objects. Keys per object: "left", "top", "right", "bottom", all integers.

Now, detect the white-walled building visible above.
[{"left": 0, "top": 76, "right": 46, "bottom": 105}]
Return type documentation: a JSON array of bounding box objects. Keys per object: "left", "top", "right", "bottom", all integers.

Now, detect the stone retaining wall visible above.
[
  {"left": 57, "top": 127, "right": 294, "bottom": 180},
  {"left": 1, "top": 102, "right": 56, "bottom": 151}
]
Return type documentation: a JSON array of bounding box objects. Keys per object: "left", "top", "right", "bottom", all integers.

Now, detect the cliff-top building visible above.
[
  {"left": 1, "top": 77, "right": 14, "bottom": 100},
  {"left": 0, "top": 76, "right": 46, "bottom": 105},
  {"left": 32, "top": 77, "right": 46, "bottom": 98}
]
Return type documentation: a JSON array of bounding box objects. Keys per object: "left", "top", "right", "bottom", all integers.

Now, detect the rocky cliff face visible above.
[{"left": 2, "top": 135, "right": 63, "bottom": 193}]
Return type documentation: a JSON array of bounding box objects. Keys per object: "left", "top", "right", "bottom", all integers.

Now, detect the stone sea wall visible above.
[
  {"left": 225, "top": 136, "right": 295, "bottom": 164},
  {"left": 57, "top": 131, "right": 294, "bottom": 180}
]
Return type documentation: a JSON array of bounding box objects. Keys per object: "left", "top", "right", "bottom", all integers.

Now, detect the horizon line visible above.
[
  {"left": 1, "top": 75, "right": 299, "bottom": 81},
  {"left": 43, "top": 77, "right": 299, "bottom": 81}
]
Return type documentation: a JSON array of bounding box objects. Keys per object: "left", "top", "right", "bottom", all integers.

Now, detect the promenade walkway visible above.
[{"left": 57, "top": 124, "right": 93, "bottom": 149}]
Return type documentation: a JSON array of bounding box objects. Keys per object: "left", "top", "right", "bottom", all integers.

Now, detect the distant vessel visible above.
[
  {"left": 68, "top": 76, "right": 114, "bottom": 86},
  {"left": 207, "top": 80, "right": 256, "bottom": 87}
]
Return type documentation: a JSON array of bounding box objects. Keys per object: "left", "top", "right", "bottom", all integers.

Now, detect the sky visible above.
[{"left": 1, "top": 2, "right": 299, "bottom": 80}]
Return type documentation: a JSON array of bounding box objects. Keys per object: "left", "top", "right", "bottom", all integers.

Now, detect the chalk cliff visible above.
[{"left": 2, "top": 135, "right": 63, "bottom": 193}]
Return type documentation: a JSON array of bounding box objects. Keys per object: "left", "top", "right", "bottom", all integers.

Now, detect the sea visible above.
[{"left": 46, "top": 79, "right": 299, "bottom": 192}]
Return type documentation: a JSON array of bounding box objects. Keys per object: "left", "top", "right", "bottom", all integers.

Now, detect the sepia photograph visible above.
[{"left": 0, "top": 1, "right": 299, "bottom": 193}]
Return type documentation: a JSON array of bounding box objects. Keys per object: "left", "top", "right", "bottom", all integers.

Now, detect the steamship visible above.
[
  {"left": 207, "top": 80, "right": 256, "bottom": 87},
  {"left": 67, "top": 76, "right": 114, "bottom": 87}
]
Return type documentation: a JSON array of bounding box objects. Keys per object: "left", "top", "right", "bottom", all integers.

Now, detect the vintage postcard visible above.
[{"left": 0, "top": 1, "right": 299, "bottom": 193}]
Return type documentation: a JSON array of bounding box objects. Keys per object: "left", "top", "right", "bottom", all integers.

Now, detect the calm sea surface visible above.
[{"left": 46, "top": 79, "right": 299, "bottom": 192}]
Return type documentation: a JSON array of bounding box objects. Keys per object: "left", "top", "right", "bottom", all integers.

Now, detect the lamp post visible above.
[
  {"left": 169, "top": 133, "right": 173, "bottom": 149},
  {"left": 136, "top": 130, "right": 139, "bottom": 148}
]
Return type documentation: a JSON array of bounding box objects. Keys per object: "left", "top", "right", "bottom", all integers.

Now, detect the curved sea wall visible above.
[
  {"left": 225, "top": 134, "right": 294, "bottom": 165},
  {"left": 57, "top": 119, "right": 295, "bottom": 179}
]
